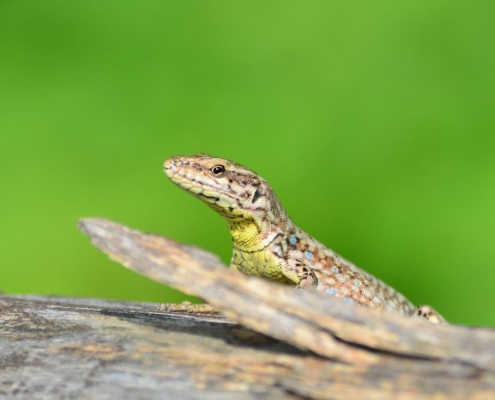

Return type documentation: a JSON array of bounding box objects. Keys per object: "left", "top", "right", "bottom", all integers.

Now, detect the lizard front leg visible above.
[
  {"left": 158, "top": 302, "right": 220, "bottom": 314},
  {"left": 413, "top": 305, "right": 445, "bottom": 324}
]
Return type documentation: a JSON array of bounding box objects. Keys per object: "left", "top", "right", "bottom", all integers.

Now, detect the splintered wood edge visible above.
[{"left": 78, "top": 218, "right": 495, "bottom": 370}]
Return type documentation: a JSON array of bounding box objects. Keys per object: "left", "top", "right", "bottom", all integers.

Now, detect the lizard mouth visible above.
[
  {"left": 163, "top": 156, "right": 237, "bottom": 208},
  {"left": 163, "top": 156, "right": 179, "bottom": 178},
  {"left": 163, "top": 156, "right": 196, "bottom": 188}
]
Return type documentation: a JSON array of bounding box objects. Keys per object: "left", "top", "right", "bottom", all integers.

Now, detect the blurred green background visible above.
[{"left": 1, "top": 1, "right": 494, "bottom": 326}]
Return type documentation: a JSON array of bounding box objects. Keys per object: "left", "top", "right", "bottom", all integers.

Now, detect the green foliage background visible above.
[{"left": 1, "top": 1, "right": 494, "bottom": 326}]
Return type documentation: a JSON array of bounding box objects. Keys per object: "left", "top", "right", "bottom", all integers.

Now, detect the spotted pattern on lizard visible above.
[{"left": 163, "top": 153, "right": 445, "bottom": 323}]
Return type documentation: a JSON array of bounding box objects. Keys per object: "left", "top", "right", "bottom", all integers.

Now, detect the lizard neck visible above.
[
  {"left": 228, "top": 217, "right": 266, "bottom": 251},
  {"left": 231, "top": 216, "right": 296, "bottom": 252},
  {"left": 209, "top": 203, "right": 293, "bottom": 252}
]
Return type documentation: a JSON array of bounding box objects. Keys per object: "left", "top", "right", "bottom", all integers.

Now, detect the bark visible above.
[{"left": 1, "top": 218, "right": 494, "bottom": 399}]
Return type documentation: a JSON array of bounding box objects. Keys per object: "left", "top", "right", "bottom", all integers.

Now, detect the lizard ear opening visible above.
[{"left": 251, "top": 188, "right": 262, "bottom": 203}]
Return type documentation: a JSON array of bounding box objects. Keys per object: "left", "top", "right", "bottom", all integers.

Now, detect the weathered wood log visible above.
[{"left": 1, "top": 218, "right": 494, "bottom": 399}]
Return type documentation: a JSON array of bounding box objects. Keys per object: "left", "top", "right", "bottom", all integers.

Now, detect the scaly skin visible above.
[{"left": 163, "top": 153, "right": 444, "bottom": 323}]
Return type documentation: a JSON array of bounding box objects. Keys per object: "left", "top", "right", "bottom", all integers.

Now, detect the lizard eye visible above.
[{"left": 210, "top": 164, "right": 226, "bottom": 177}]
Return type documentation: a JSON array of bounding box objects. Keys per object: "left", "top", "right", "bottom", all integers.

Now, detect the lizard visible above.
[{"left": 163, "top": 153, "right": 444, "bottom": 323}]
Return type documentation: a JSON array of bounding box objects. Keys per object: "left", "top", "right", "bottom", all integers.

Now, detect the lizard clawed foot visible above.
[
  {"left": 157, "top": 301, "right": 220, "bottom": 314},
  {"left": 413, "top": 304, "right": 445, "bottom": 324}
]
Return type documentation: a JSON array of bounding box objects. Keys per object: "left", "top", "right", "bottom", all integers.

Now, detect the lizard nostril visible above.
[{"left": 163, "top": 159, "right": 172, "bottom": 170}]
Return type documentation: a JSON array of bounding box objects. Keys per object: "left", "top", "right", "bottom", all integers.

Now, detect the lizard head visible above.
[{"left": 164, "top": 153, "right": 288, "bottom": 249}]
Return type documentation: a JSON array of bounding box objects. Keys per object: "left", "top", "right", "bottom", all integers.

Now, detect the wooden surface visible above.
[{"left": 1, "top": 218, "right": 495, "bottom": 399}]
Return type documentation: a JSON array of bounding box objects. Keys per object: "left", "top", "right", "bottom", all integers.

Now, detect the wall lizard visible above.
[{"left": 163, "top": 153, "right": 444, "bottom": 323}]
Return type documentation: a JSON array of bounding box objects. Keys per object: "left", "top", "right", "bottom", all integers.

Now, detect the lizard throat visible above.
[
  {"left": 205, "top": 200, "right": 290, "bottom": 252},
  {"left": 203, "top": 202, "right": 280, "bottom": 252},
  {"left": 226, "top": 216, "right": 273, "bottom": 252}
]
